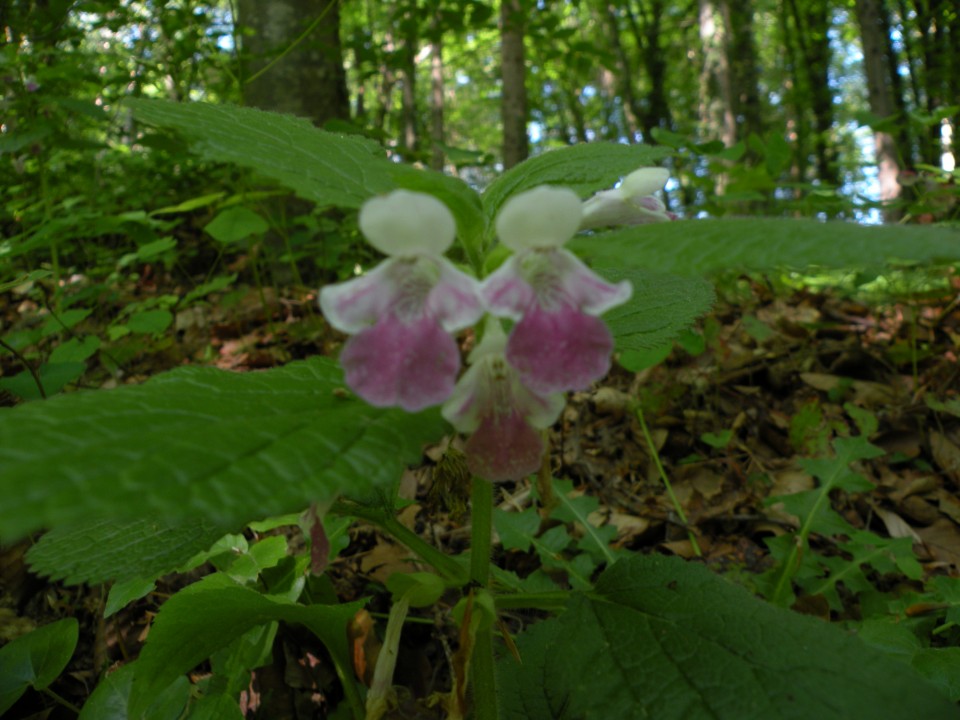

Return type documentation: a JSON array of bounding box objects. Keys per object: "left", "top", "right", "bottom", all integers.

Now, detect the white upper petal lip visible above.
[
  {"left": 359, "top": 189, "right": 457, "bottom": 257},
  {"left": 495, "top": 185, "right": 582, "bottom": 252}
]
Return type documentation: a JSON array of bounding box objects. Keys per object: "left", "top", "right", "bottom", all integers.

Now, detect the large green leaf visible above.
[
  {"left": 78, "top": 665, "right": 190, "bottom": 720},
  {"left": 0, "top": 619, "right": 78, "bottom": 715},
  {"left": 129, "top": 574, "right": 362, "bottom": 717},
  {"left": 26, "top": 517, "right": 229, "bottom": 585},
  {"left": 497, "top": 554, "right": 956, "bottom": 719},
  {"left": 127, "top": 99, "right": 392, "bottom": 209},
  {"left": 126, "top": 100, "right": 485, "bottom": 266},
  {"left": 0, "top": 357, "right": 447, "bottom": 542},
  {"left": 482, "top": 143, "right": 672, "bottom": 227},
  {"left": 601, "top": 268, "right": 715, "bottom": 352},
  {"left": 571, "top": 218, "right": 960, "bottom": 275}
]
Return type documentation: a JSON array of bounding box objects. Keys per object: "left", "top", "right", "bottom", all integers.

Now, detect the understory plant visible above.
[{"left": 1, "top": 100, "right": 959, "bottom": 719}]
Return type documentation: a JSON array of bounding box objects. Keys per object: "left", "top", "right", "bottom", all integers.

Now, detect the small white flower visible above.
[
  {"left": 579, "top": 167, "right": 673, "bottom": 229},
  {"left": 319, "top": 190, "right": 483, "bottom": 411}
]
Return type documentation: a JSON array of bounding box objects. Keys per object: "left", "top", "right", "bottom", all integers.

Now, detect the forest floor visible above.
[{"left": 2, "top": 268, "right": 960, "bottom": 718}]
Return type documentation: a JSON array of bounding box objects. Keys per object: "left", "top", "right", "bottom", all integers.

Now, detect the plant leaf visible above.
[
  {"left": 26, "top": 517, "right": 229, "bottom": 585},
  {"left": 482, "top": 143, "right": 671, "bottom": 227},
  {"left": 570, "top": 218, "right": 960, "bottom": 275},
  {"left": 129, "top": 574, "right": 362, "bottom": 717},
  {"left": 0, "top": 357, "right": 447, "bottom": 542},
  {"left": 127, "top": 99, "right": 393, "bottom": 209},
  {"left": 78, "top": 664, "right": 191, "bottom": 720},
  {"left": 0, "top": 618, "right": 79, "bottom": 715},
  {"left": 498, "top": 554, "right": 956, "bottom": 719},
  {"left": 600, "top": 268, "right": 715, "bottom": 352}
]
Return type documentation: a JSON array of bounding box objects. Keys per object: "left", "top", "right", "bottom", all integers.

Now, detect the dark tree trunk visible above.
[
  {"left": 501, "top": 0, "right": 529, "bottom": 168},
  {"left": 855, "top": 0, "right": 905, "bottom": 216},
  {"left": 238, "top": 0, "right": 349, "bottom": 127}
]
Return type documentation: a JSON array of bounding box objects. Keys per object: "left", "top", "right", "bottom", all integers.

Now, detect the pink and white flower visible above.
[
  {"left": 482, "top": 186, "right": 632, "bottom": 395},
  {"left": 320, "top": 190, "right": 484, "bottom": 411},
  {"left": 579, "top": 167, "right": 674, "bottom": 229},
  {"left": 442, "top": 320, "right": 565, "bottom": 482}
]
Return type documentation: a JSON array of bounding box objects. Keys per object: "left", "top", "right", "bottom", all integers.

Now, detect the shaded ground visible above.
[{"left": 2, "top": 267, "right": 959, "bottom": 718}]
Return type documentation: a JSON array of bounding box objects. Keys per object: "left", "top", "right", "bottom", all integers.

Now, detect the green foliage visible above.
[
  {"left": 571, "top": 218, "right": 960, "bottom": 276},
  {"left": 758, "top": 435, "right": 893, "bottom": 607},
  {"left": 127, "top": 99, "right": 391, "bottom": 210},
  {"left": 0, "top": 357, "right": 447, "bottom": 542},
  {"left": 0, "top": 619, "right": 78, "bottom": 714},
  {"left": 481, "top": 143, "right": 672, "bottom": 228},
  {"left": 601, "top": 268, "right": 716, "bottom": 353},
  {"left": 78, "top": 665, "right": 190, "bottom": 720},
  {"left": 127, "top": 573, "right": 363, "bottom": 718},
  {"left": 497, "top": 554, "right": 956, "bottom": 720},
  {"left": 25, "top": 517, "right": 228, "bottom": 586},
  {"left": 494, "top": 479, "right": 623, "bottom": 592}
]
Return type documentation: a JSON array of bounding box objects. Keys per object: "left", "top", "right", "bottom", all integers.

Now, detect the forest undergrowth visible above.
[{"left": 3, "top": 259, "right": 960, "bottom": 718}]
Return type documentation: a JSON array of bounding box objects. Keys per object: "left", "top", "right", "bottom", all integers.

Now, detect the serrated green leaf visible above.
[
  {"left": 913, "top": 647, "right": 960, "bottom": 702},
  {"left": 130, "top": 574, "right": 362, "bottom": 717},
  {"left": 600, "top": 268, "right": 715, "bottom": 352},
  {"left": 127, "top": 99, "right": 393, "bottom": 210},
  {"left": 497, "top": 554, "right": 956, "bottom": 719},
  {"left": 570, "top": 218, "right": 960, "bottom": 276},
  {"left": 26, "top": 517, "right": 230, "bottom": 585},
  {"left": 0, "top": 618, "right": 78, "bottom": 714},
  {"left": 0, "top": 357, "right": 447, "bottom": 542},
  {"left": 482, "top": 143, "right": 671, "bottom": 229},
  {"left": 127, "top": 100, "right": 485, "bottom": 262}
]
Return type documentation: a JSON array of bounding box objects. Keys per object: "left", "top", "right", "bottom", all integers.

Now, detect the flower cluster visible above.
[{"left": 320, "top": 169, "right": 670, "bottom": 481}]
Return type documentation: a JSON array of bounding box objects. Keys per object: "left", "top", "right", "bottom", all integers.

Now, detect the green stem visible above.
[
  {"left": 0, "top": 337, "right": 46, "bottom": 399},
  {"left": 470, "top": 478, "right": 494, "bottom": 586},
  {"left": 41, "top": 686, "right": 81, "bottom": 715},
  {"left": 330, "top": 500, "right": 466, "bottom": 583},
  {"left": 472, "top": 627, "right": 498, "bottom": 720},
  {"left": 770, "top": 460, "right": 847, "bottom": 606},
  {"left": 470, "top": 477, "right": 498, "bottom": 720},
  {"left": 494, "top": 591, "right": 570, "bottom": 613},
  {"left": 634, "top": 404, "right": 702, "bottom": 557}
]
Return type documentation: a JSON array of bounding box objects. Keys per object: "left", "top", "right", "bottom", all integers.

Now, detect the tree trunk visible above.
[
  {"left": 429, "top": 27, "right": 445, "bottom": 170},
  {"left": 721, "top": 0, "right": 763, "bottom": 145},
  {"left": 854, "top": 0, "right": 904, "bottom": 215},
  {"left": 603, "top": 3, "right": 641, "bottom": 141},
  {"left": 698, "top": 0, "right": 735, "bottom": 148},
  {"left": 373, "top": 32, "right": 397, "bottom": 135},
  {"left": 238, "top": 0, "right": 349, "bottom": 126},
  {"left": 778, "top": 2, "right": 808, "bottom": 188},
  {"left": 399, "top": 4, "right": 419, "bottom": 158},
  {"left": 624, "top": 0, "right": 672, "bottom": 143},
  {"left": 786, "top": 0, "right": 838, "bottom": 187},
  {"left": 501, "top": 0, "right": 529, "bottom": 168}
]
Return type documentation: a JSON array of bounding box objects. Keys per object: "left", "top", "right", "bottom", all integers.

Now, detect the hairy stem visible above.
[{"left": 470, "top": 477, "right": 498, "bottom": 720}]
